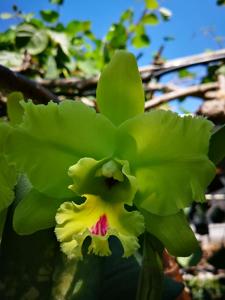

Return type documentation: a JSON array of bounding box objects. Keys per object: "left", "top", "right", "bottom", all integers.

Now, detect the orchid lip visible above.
[{"left": 90, "top": 214, "right": 108, "bottom": 236}]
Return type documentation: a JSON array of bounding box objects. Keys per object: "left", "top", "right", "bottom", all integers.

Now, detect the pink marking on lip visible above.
[{"left": 91, "top": 214, "right": 108, "bottom": 236}]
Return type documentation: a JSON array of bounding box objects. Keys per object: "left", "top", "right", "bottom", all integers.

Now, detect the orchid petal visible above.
[{"left": 96, "top": 50, "right": 144, "bottom": 126}]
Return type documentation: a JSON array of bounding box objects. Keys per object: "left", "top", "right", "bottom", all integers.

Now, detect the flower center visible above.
[{"left": 90, "top": 214, "right": 108, "bottom": 236}]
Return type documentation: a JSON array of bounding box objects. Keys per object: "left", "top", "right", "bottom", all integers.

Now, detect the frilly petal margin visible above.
[
  {"left": 55, "top": 194, "right": 144, "bottom": 259},
  {"left": 117, "top": 110, "right": 216, "bottom": 215}
]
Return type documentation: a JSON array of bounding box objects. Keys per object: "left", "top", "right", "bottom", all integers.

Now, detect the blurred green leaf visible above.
[
  {"left": 145, "top": 0, "right": 159, "bottom": 10},
  {"left": 142, "top": 13, "right": 159, "bottom": 25},
  {"left": 48, "top": 30, "right": 70, "bottom": 55},
  {"left": 16, "top": 24, "right": 49, "bottom": 55},
  {"left": 209, "top": 124, "right": 225, "bottom": 164},
  {"left": 7, "top": 92, "right": 24, "bottom": 126},
  {"left": 177, "top": 247, "right": 202, "bottom": 267},
  {"left": 77, "top": 59, "right": 99, "bottom": 76},
  {"left": 67, "top": 20, "right": 91, "bottom": 35},
  {"left": 106, "top": 24, "right": 127, "bottom": 48},
  {"left": 0, "top": 51, "right": 23, "bottom": 69},
  {"left": 217, "top": 0, "right": 225, "bottom": 5},
  {"left": 178, "top": 68, "right": 196, "bottom": 78},
  {"left": 132, "top": 34, "right": 150, "bottom": 48},
  {"left": 120, "top": 9, "right": 133, "bottom": 23},
  {"left": 40, "top": 10, "right": 59, "bottom": 23},
  {"left": 49, "top": 0, "right": 64, "bottom": 5},
  {"left": 45, "top": 56, "right": 59, "bottom": 79}
]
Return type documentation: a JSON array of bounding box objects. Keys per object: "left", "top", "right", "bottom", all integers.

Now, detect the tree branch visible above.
[
  {"left": 37, "top": 49, "right": 225, "bottom": 94},
  {"left": 0, "top": 64, "right": 58, "bottom": 104},
  {"left": 144, "top": 82, "right": 219, "bottom": 110}
]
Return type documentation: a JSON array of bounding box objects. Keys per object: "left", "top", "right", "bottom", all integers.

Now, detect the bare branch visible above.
[
  {"left": 144, "top": 82, "right": 219, "bottom": 110},
  {"left": 140, "top": 48, "right": 225, "bottom": 77},
  {"left": 37, "top": 49, "right": 225, "bottom": 94},
  {"left": 0, "top": 64, "right": 58, "bottom": 104}
]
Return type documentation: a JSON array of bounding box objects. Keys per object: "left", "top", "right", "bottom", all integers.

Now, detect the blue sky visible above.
[
  {"left": 0, "top": 0, "right": 224, "bottom": 112},
  {"left": 0, "top": 0, "right": 224, "bottom": 64}
]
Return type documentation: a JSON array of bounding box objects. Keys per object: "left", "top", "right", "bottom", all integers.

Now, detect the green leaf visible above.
[
  {"left": 49, "top": 0, "right": 64, "bottom": 4},
  {"left": 177, "top": 247, "right": 202, "bottom": 267},
  {"left": 0, "top": 155, "right": 17, "bottom": 212},
  {"left": 48, "top": 30, "right": 70, "bottom": 55},
  {"left": 136, "top": 233, "right": 163, "bottom": 300},
  {"left": 66, "top": 20, "right": 91, "bottom": 35},
  {"left": 217, "top": 0, "right": 225, "bottom": 5},
  {"left": 178, "top": 68, "right": 196, "bottom": 79},
  {"left": 118, "top": 110, "right": 215, "bottom": 215},
  {"left": 0, "top": 208, "right": 7, "bottom": 238},
  {"left": 132, "top": 34, "right": 150, "bottom": 48},
  {"left": 7, "top": 92, "right": 24, "bottom": 125},
  {"left": 142, "top": 13, "right": 159, "bottom": 25},
  {"left": 0, "top": 124, "right": 17, "bottom": 212},
  {"left": 142, "top": 210, "right": 199, "bottom": 257},
  {"left": 13, "top": 188, "right": 65, "bottom": 235},
  {"left": 0, "top": 51, "right": 23, "bottom": 69},
  {"left": 96, "top": 51, "right": 145, "bottom": 126},
  {"left": 45, "top": 56, "right": 59, "bottom": 79},
  {"left": 6, "top": 100, "right": 116, "bottom": 198},
  {"left": 40, "top": 10, "right": 59, "bottom": 23},
  {"left": 209, "top": 124, "right": 225, "bottom": 164},
  {"left": 145, "top": 0, "right": 159, "bottom": 10},
  {"left": 16, "top": 24, "right": 48, "bottom": 55},
  {"left": 131, "top": 24, "right": 150, "bottom": 48},
  {"left": 120, "top": 9, "right": 133, "bottom": 23},
  {"left": 106, "top": 23, "right": 127, "bottom": 48}
]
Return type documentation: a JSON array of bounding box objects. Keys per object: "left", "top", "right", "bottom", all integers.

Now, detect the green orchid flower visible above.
[{"left": 6, "top": 51, "right": 215, "bottom": 259}]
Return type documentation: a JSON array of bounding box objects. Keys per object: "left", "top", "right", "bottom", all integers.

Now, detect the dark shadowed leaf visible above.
[{"left": 209, "top": 124, "right": 225, "bottom": 164}]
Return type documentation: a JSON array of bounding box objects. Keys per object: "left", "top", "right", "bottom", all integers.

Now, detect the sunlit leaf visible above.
[
  {"left": 40, "top": 10, "right": 59, "bottom": 23},
  {"left": 48, "top": 30, "right": 70, "bottom": 55},
  {"left": 142, "top": 13, "right": 159, "bottom": 25},
  {"left": 0, "top": 51, "right": 23, "bottom": 69},
  {"left": 145, "top": 0, "right": 159, "bottom": 10},
  {"left": 16, "top": 24, "right": 48, "bottom": 55}
]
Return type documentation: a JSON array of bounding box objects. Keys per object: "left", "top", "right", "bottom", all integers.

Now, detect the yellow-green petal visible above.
[
  {"left": 6, "top": 100, "right": 116, "bottom": 198},
  {"left": 118, "top": 110, "right": 216, "bottom": 215},
  {"left": 55, "top": 194, "right": 144, "bottom": 259},
  {"left": 96, "top": 50, "right": 145, "bottom": 126}
]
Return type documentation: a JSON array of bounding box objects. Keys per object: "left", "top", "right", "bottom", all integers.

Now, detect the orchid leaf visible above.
[
  {"left": 96, "top": 50, "right": 144, "bottom": 126},
  {"left": 209, "top": 124, "right": 225, "bottom": 164},
  {"left": 0, "top": 156, "right": 17, "bottom": 212},
  {"left": 0, "top": 123, "right": 17, "bottom": 212},
  {"left": 118, "top": 110, "right": 215, "bottom": 215},
  {"left": 13, "top": 188, "right": 66, "bottom": 235},
  {"left": 6, "top": 100, "right": 116, "bottom": 198},
  {"left": 142, "top": 209, "right": 199, "bottom": 257},
  {"left": 7, "top": 92, "right": 24, "bottom": 125}
]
